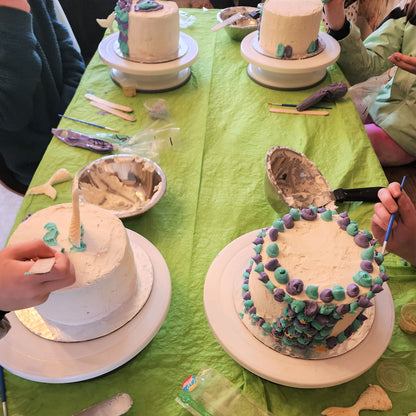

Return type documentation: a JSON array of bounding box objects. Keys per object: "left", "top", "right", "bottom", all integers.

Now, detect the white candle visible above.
[{"left": 69, "top": 186, "right": 81, "bottom": 247}]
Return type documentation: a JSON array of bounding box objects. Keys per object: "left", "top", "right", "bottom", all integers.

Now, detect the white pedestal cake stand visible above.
[
  {"left": 204, "top": 230, "right": 395, "bottom": 388},
  {"left": 0, "top": 231, "right": 171, "bottom": 383},
  {"left": 240, "top": 32, "right": 341, "bottom": 90},
  {"left": 99, "top": 32, "right": 198, "bottom": 96}
]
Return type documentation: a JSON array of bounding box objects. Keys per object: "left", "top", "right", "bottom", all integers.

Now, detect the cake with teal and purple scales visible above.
[{"left": 240, "top": 207, "right": 389, "bottom": 352}]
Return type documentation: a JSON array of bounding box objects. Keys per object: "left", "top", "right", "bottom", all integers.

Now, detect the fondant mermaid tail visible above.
[
  {"left": 27, "top": 168, "right": 73, "bottom": 199},
  {"left": 321, "top": 385, "right": 392, "bottom": 416}
]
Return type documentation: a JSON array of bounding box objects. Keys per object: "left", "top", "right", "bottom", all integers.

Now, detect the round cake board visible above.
[
  {"left": 98, "top": 32, "right": 198, "bottom": 95},
  {"left": 204, "top": 230, "right": 395, "bottom": 388},
  {"left": 0, "top": 230, "right": 171, "bottom": 383},
  {"left": 240, "top": 31, "right": 341, "bottom": 90}
]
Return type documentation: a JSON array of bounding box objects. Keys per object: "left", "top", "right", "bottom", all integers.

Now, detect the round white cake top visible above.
[{"left": 264, "top": 0, "right": 323, "bottom": 16}]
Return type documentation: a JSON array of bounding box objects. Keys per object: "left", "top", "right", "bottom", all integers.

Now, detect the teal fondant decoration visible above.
[
  {"left": 361, "top": 246, "right": 374, "bottom": 261},
  {"left": 307, "top": 40, "right": 317, "bottom": 53},
  {"left": 353, "top": 270, "right": 373, "bottom": 287},
  {"left": 289, "top": 208, "right": 301, "bottom": 220},
  {"left": 332, "top": 285, "right": 346, "bottom": 301},
  {"left": 266, "top": 242, "right": 279, "bottom": 257},
  {"left": 274, "top": 267, "right": 289, "bottom": 284},
  {"left": 306, "top": 285, "right": 319, "bottom": 299},
  {"left": 291, "top": 299, "right": 305, "bottom": 313},
  {"left": 276, "top": 43, "right": 284, "bottom": 58},
  {"left": 253, "top": 244, "right": 262, "bottom": 254},
  {"left": 254, "top": 262, "right": 264, "bottom": 273},
  {"left": 265, "top": 280, "right": 275, "bottom": 293},
  {"left": 43, "top": 222, "right": 59, "bottom": 246},
  {"left": 373, "top": 276, "right": 383, "bottom": 285},
  {"left": 320, "top": 210, "right": 333, "bottom": 221},
  {"left": 346, "top": 221, "right": 359, "bottom": 236},
  {"left": 349, "top": 301, "right": 359, "bottom": 313},
  {"left": 273, "top": 219, "right": 285, "bottom": 232}
]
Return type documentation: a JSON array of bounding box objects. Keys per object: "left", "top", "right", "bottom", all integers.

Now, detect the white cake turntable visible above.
[
  {"left": 0, "top": 231, "right": 171, "bottom": 383},
  {"left": 204, "top": 231, "right": 395, "bottom": 388},
  {"left": 99, "top": 32, "right": 198, "bottom": 96},
  {"left": 240, "top": 31, "right": 341, "bottom": 90}
]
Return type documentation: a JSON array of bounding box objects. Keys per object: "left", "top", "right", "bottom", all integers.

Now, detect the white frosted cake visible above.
[
  {"left": 8, "top": 203, "right": 140, "bottom": 340},
  {"left": 115, "top": 0, "right": 180, "bottom": 62},
  {"left": 258, "top": 0, "right": 323, "bottom": 58},
  {"left": 241, "top": 208, "right": 389, "bottom": 351}
]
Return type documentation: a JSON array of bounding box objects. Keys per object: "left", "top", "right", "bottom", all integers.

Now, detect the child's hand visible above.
[
  {"left": 0, "top": 240, "right": 75, "bottom": 311},
  {"left": 389, "top": 53, "right": 416, "bottom": 75}
]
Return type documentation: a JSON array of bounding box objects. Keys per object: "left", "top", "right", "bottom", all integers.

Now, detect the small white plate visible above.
[
  {"left": 0, "top": 230, "right": 171, "bottom": 383},
  {"left": 204, "top": 231, "right": 395, "bottom": 388}
]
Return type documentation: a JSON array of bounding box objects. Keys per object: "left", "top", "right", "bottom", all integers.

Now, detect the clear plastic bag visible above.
[
  {"left": 176, "top": 368, "right": 276, "bottom": 416},
  {"left": 348, "top": 69, "right": 394, "bottom": 122}
]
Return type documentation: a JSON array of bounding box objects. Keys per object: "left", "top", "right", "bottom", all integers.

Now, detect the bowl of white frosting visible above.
[
  {"left": 217, "top": 7, "right": 259, "bottom": 42},
  {"left": 74, "top": 154, "right": 167, "bottom": 218}
]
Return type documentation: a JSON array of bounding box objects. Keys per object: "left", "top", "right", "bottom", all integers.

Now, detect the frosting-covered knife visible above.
[{"left": 72, "top": 393, "right": 132, "bottom": 416}]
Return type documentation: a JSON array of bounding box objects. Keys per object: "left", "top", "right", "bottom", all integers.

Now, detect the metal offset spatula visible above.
[{"left": 264, "top": 146, "right": 382, "bottom": 212}]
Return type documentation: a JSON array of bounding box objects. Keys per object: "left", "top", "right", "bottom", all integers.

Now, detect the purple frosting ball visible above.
[
  {"left": 354, "top": 233, "right": 370, "bottom": 248},
  {"left": 371, "top": 283, "right": 384, "bottom": 294},
  {"left": 356, "top": 314, "right": 368, "bottom": 324},
  {"left": 303, "top": 300, "right": 319, "bottom": 318},
  {"left": 282, "top": 214, "right": 294, "bottom": 229},
  {"left": 320, "top": 289, "right": 334, "bottom": 303},
  {"left": 344, "top": 325, "right": 354, "bottom": 338},
  {"left": 286, "top": 279, "right": 304, "bottom": 295},
  {"left": 249, "top": 306, "right": 256, "bottom": 314},
  {"left": 265, "top": 258, "right": 280, "bottom": 271},
  {"left": 273, "top": 288, "right": 285, "bottom": 302},
  {"left": 258, "top": 272, "right": 269, "bottom": 283},
  {"left": 360, "top": 260, "right": 374, "bottom": 273},
  {"left": 335, "top": 304, "right": 350, "bottom": 315},
  {"left": 315, "top": 314, "right": 330, "bottom": 326},
  {"left": 258, "top": 318, "right": 265, "bottom": 327},
  {"left": 347, "top": 283, "right": 360, "bottom": 297},
  {"left": 380, "top": 272, "right": 390, "bottom": 282},
  {"left": 326, "top": 336, "right": 338, "bottom": 350},
  {"left": 252, "top": 254, "right": 262, "bottom": 264},
  {"left": 337, "top": 216, "right": 350, "bottom": 230},
  {"left": 243, "top": 291, "right": 251, "bottom": 300},
  {"left": 301, "top": 208, "right": 317, "bottom": 221},
  {"left": 357, "top": 296, "right": 373, "bottom": 308},
  {"left": 253, "top": 237, "right": 264, "bottom": 245},
  {"left": 339, "top": 211, "right": 348, "bottom": 218},
  {"left": 318, "top": 207, "right": 327, "bottom": 213},
  {"left": 268, "top": 228, "right": 279, "bottom": 241}
]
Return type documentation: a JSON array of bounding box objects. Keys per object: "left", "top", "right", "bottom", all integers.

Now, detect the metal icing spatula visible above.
[
  {"left": 72, "top": 393, "right": 132, "bottom": 416},
  {"left": 264, "top": 146, "right": 382, "bottom": 212}
]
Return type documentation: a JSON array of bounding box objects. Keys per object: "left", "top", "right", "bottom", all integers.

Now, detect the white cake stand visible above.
[
  {"left": 98, "top": 32, "right": 198, "bottom": 96},
  {"left": 0, "top": 230, "right": 171, "bottom": 383},
  {"left": 204, "top": 231, "right": 395, "bottom": 388},
  {"left": 240, "top": 32, "right": 341, "bottom": 90}
]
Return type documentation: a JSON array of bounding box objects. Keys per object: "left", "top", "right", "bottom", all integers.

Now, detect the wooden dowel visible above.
[{"left": 269, "top": 108, "right": 329, "bottom": 116}]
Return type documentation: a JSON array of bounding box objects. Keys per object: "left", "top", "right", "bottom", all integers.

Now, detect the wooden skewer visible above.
[
  {"left": 269, "top": 108, "right": 329, "bottom": 116},
  {"left": 90, "top": 101, "right": 136, "bottom": 122},
  {"left": 85, "top": 93, "right": 133, "bottom": 113}
]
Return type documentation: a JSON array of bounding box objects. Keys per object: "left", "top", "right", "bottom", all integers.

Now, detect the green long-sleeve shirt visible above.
[
  {"left": 0, "top": 0, "right": 84, "bottom": 186},
  {"left": 332, "top": 7, "right": 416, "bottom": 157}
]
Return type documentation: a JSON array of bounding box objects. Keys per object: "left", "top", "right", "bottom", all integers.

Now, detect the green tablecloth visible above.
[{"left": 3, "top": 8, "right": 416, "bottom": 416}]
